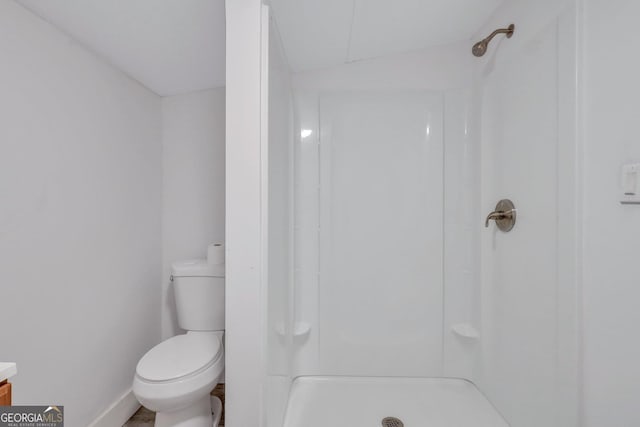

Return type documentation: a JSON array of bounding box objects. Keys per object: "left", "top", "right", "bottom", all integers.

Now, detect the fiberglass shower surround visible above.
[{"left": 258, "top": 1, "right": 581, "bottom": 426}]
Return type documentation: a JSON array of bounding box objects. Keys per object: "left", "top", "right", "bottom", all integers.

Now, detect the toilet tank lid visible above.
[{"left": 172, "top": 259, "right": 225, "bottom": 278}]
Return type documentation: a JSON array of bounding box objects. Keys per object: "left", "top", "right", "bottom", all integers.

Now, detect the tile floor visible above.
[{"left": 123, "top": 384, "right": 225, "bottom": 427}]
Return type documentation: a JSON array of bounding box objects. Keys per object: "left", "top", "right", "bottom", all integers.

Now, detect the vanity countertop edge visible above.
[{"left": 0, "top": 363, "right": 17, "bottom": 382}]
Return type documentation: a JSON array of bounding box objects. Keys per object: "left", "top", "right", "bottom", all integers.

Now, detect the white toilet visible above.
[{"left": 133, "top": 259, "right": 225, "bottom": 427}]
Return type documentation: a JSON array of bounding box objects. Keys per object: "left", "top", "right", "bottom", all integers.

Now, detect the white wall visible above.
[
  {"left": 0, "top": 2, "right": 162, "bottom": 426},
  {"left": 161, "top": 88, "right": 226, "bottom": 339},
  {"left": 582, "top": 1, "right": 640, "bottom": 425},
  {"left": 225, "top": 1, "right": 265, "bottom": 426},
  {"left": 315, "top": 91, "right": 444, "bottom": 376},
  {"left": 472, "top": 1, "right": 580, "bottom": 426},
  {"left": 289, "top": 44, "right": 476, "bottom": 379},
  {"left": 265, "top": 15, "right": 295, "bottom": 427}
]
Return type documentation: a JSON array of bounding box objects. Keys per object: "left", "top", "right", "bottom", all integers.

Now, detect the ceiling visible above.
[
  {"left": 17, "top": 0, "right": 225, "bottom": 96},
  {"left": 15, "top": 0, "right": 504, "bottom": 93},
  {"left": 270, "top": 0, "right": 505, "bottom": 72}
]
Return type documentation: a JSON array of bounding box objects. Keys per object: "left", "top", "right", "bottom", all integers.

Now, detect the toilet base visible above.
[
  {"left": 154, "top": 395, "right": 212, "bottom": 427},
  {"left": 210, "top": 395, "right": 223, "bottom": 427}
]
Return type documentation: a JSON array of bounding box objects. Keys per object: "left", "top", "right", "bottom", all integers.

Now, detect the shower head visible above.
[
  {"left": 472, "top": 24, "right": 515, "bottom": 57},
  {"left": 472, "top": 40, "right": 489, "bottom": 57}
]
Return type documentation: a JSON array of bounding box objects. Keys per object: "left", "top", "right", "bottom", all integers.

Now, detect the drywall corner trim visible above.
[{"left": 88, "top": 389, "right": 140, "bottom": 427}]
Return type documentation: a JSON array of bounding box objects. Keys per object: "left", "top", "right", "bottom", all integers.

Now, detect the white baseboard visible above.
[{"left": 89, "top": 389, "right": 141, "bottom": 427}]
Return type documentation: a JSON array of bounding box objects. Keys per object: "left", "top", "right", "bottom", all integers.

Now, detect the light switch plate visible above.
[{"left": 621, "top": 163, "right": 640, "bottom": 204}]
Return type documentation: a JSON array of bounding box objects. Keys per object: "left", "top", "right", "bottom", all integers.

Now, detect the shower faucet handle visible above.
[
  {"left": 484, "top": 199, "right": 517, "bottom": 232},
  {"left": 485, "top": 211, "right": 509, "bottom": 227}
]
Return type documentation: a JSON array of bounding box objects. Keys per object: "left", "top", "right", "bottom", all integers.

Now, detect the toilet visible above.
[{"left": 133, "top": 259, "right": 225, "bottom": 427}]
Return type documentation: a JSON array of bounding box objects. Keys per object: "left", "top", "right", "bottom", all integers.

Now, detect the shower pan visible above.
[
  {"left": 283, "top": 377, "right": 507, "bottom": 427},
  {"left": 256, "top": 0, "right": 581, "bottom": 426}
]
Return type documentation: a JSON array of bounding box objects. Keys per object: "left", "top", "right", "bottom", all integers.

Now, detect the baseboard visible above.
[{"left": 89, "top": 389, "right": 140, "bottom": 427}]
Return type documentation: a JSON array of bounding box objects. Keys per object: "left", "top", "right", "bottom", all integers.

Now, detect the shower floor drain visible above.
[{"left": 381, "top": 417, "right": 404, "bottom": 427}]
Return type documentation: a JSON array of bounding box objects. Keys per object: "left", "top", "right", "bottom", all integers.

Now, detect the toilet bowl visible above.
[
  {"left": 133, "top": 332, "right": 224, "bottom": 426},
  {"left": 133, "top": 258, "right": 225, "bottom": 427}
]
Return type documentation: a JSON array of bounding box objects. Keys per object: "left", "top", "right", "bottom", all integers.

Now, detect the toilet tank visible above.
[{"left": 171, "top": 259, "right": 225, "bottom": 331}]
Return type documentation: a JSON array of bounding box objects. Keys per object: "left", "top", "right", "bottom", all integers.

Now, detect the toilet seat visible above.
[{"left": 136, "top": 333, "right": 222, "bottom": 383}]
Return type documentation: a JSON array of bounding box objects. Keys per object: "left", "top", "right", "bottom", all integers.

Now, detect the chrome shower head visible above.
[{"left": 472, "top": 24, "right": 515, "bottom": 57}]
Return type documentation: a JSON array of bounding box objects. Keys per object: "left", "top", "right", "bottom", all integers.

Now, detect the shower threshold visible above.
[{"left": 282, "top": 376, "right": 508, "bottom": 427}]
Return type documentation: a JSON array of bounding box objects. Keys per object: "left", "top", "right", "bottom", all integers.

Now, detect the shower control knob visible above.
[{"left": 484, "top": 199, "right": 516, "bottom": 232}]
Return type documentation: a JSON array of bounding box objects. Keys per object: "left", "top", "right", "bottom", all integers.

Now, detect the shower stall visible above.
[{"left": 226, "top": 0, "right": 581, "bottom": 425}]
